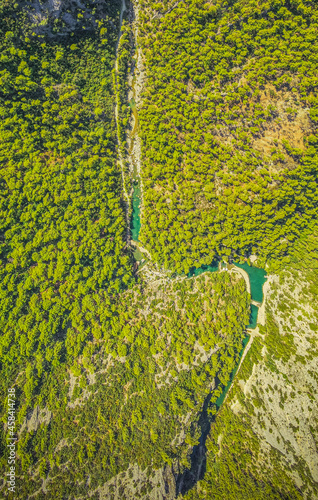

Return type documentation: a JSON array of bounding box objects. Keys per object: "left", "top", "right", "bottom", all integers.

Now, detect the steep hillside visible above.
[
  {"left": 2, "top": 267, "right": 250, "bottom": 498},
  {"left": 183, "top": 228, "right": 318, "bottom": 499}
]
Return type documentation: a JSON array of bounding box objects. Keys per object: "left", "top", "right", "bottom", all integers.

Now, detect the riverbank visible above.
[
  {"left": 229, "top": 265, "right": 251, "bottom": 294},
  {"left": 127, "top": 0, "right": 145, "bottom": 247},
  {"left": 257, "top": 274, "right": 277, "bottom": 326}
]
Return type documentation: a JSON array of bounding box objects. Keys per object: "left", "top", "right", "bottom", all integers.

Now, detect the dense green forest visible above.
[
  {"left": 138, "top": 0, "right": 318, "bottom": 273},
  {"left": 0, "top": 0, "right": 135, "bottom": 494},
  {"left": 1, "top": 0, "right": 318, "bottom": 498},
  {"left": 2, "top": 263, "right": 250, "bottom": 498},
  {"left": 0, "top": 0, "right": 132, "bottom": 391}
]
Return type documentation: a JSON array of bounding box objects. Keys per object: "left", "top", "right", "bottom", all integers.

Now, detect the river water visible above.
[
  {"left": 129, "top": 95, "right": 142, "bottom": 243},
  {"left": 130, "top": 174, "right": 141, "bottom": 241},
  {"left": 234, "top": 261, "right": 267, "bottom": 302}
]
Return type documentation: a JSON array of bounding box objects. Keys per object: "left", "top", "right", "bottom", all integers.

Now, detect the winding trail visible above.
[
  {"left": 130, "top": 0, "right": 144, "bottom": 181},
  {"left": 221, "top": 271, "right": 271, "bottom": 406},
  {"left": 116, "top": 0, "right": 126, "bottom": 51},
  {"left": 229, "top": 265, "right": 251, "bottom": 294}
]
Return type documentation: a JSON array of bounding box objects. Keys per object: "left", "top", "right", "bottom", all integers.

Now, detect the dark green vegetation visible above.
[
  {"left": 183, "top": 227, "right": 318, "bottom": 500},
  {"left": 0, "top": 0, "right": 130, "bottom": 380},
  {"left": 0, "top": 0, "right": 135, "bottom": 494},
  {"left": 209, "top": 333, "right": 249, "bottom": 413},
  {"left": 0, "top": 4, "right": 251, "bottom": 497},
  {"left": 115, "top": 18, "right": 131, "bottom": 146},
  {"left": 138, "top": 0, "right": 318, "bottom": 274}
]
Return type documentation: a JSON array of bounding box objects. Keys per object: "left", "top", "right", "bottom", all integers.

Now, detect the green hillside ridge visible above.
[{"left": 0, "top": 3, "right": 251, "bottom": 498}]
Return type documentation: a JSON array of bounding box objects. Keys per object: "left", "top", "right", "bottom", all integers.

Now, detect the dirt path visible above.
[
  {"left": 230, "top": 266, "right": 251, "bottom": 295},
  {"left": 257, "top": 274, "right": 277, "bottom": 325}
]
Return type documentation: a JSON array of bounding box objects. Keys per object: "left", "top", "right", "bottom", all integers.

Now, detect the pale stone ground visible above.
[
  {"left": 89, "top": 463, "right": 176, "bottom": 500},
  {"left": 231, "top": 271, "right": 318, "bottom": 498}
]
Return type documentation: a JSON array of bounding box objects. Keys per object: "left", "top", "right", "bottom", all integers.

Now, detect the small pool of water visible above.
[
  {"left": 188, "top": 262, "right": 219, "bottom": 277},
  {"left": 233, "top": 262, "right": 267, "bottom": 302},
  {"left": 130, "top": 178, "right": 141, "bottom": 241},
  {"left": 248, "top": 304, "right": 259, "bottom": 329}
]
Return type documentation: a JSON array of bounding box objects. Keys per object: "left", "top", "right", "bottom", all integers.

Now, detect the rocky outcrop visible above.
[
  {"left": 22, "top": 0, "right": 120, "bottom": 37},
  {"left": 88, "top": 463, "right": 177, "bottom": 500},
  {"left": 19, "top": 405, "right": 52, "bottom": 434},
  {"left": 234, "top": 270, "right": 318, "bottom": 497}
]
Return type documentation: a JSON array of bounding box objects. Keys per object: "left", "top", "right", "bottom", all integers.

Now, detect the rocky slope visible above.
[
  {"left": 22, "top": 0, "right": 121, "bottom": 37},
  {"left": 183, "top": 251, "right": 318, "bottom": 499}
]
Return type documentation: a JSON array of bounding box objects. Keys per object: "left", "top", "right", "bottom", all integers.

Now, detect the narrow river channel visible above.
[
  {"left": 118, "top": 4, "right": 268, "bottom": 494},
  {"left": 128, "top": 114, "right": 268, "bottom": 493}
]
